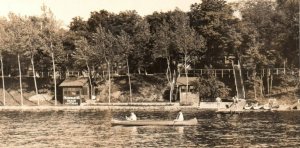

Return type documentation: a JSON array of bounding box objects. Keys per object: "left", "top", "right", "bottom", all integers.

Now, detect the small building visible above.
[
  {"left": 59, "top": 78, "right": 91, "bottom": 105},
  {"left": 176, "top": 77, "right": 199, "bottom": 106}
]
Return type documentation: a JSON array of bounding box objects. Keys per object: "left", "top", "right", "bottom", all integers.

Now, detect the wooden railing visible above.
[{"left": 7, "top": 67, "right": 299, "bottom": 78}]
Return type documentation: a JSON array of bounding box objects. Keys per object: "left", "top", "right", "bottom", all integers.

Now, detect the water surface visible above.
[{"left": 0, "top": 110, "right": 299, "bottom": 147}]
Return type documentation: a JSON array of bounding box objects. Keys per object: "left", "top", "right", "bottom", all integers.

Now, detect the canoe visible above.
[{"left": 111, "top": 118, "right": 198, "bottom": 126}]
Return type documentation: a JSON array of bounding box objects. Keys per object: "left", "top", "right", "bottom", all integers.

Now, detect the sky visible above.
[{"left": 0, "top": 0, "right": 239, "bottom": 28}]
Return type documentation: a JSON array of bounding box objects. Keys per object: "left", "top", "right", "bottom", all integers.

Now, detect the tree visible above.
[
  {"left": 40, "top": 4, "right": 64, "bottom": 105},
  {"left": 152, "top": 21, "right": 175, "bottom": 102},
  {"left": 131, "top": 20, "right": 152, "bottom": 74},
  {"left": 238, "top": 0, "right": 299, "bottom": 97},
  {"left": 24, "top": 16, "right": 44, "bottom": 105},
  {"left": 173, "top": 16, "right": 206, "bottom": 102},
  {"left": 240, "top": 0, "right": 280, "bottom": 66},
  {"left": 189, "top": 0, "right": 241, "bottom": 67},
  {"left": 87, "top": 10, "right": 116, "bottom": 33},
  {"left": 275, "top": 0, "right": 299, "bottom": 67},
  {"left": 6, "top": 13, "right": 29, "bottom": 106},
  {"left": 0, "top": 18, "right": 8, "bottom": 105},
  {"left": 116, "top": 30, "right": 134, "bottom": 102},
  {"left": 69, "top": 16, "right": 89, "bottom": 32},
  {"left": 93, "top": 26, "right": 116, "bottom": 103},
  {"left": 74, "top": 37, "right": 94, "bottom": 100},
  {"left": 191, "top": 75, "right": 230, "bottom": 102}
]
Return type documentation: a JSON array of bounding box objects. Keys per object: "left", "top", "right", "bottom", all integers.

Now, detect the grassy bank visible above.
[{"left": 0, "top": 74, "right": 299, "bottom": 106}]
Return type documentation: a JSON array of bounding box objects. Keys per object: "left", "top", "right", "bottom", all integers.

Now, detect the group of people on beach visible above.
[{"left": 126, "top": 110, "right": 184, "bottom": 121}]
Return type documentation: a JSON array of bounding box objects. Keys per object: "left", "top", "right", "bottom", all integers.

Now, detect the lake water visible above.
[{"left": 0, "top": 110, "right": 299, "bottom": 147}]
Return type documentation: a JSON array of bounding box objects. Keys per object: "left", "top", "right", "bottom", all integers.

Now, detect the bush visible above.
[{"left": 190, "top": 75, "right": 231, "bottom": 102}]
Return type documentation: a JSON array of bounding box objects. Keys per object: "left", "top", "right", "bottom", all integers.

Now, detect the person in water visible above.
[
  {"left": 126, "top": 112, "right": 137, "bottom": 121},
  {"left": 174, "top": 110, "right": 184, "bottom": 121}
]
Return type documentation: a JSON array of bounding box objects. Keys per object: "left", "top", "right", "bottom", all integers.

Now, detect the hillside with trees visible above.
[{"left": 0, "top": 0, "right": 299, "bottom": 105}]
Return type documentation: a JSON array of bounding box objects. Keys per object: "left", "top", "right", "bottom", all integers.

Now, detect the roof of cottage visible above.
[
  {"left": 59, "top": 78, "right": 88, "bottom": 87},
  {"left": 176, "top": 77, "right": 198, "bottom": 86}
]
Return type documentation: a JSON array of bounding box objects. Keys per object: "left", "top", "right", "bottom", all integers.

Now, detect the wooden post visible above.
[
  {"left": 247, "top": 71, "right": 249, "bottom": 79},
  {"left": 221, "top": 69, "right": 224, "bottom": 78},
  {"left": 270, "top": 74, "right": 273, "bottom": 94},
  {"left": 214, "top": 70, "right": 217, "bottom": 77},
  {"left": 284, "top": 59, "right": 286, "bottom": 75},
  {"left": 267, "top": 69, "right": 270, "bottom": 94}
]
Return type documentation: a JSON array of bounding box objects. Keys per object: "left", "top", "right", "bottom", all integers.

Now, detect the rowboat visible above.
[
  {"left": 253, "top": 105, "right": 263, "bottom": 110},
  {"left": 263, "top": 104, "right": 271, "bottom": 110},
  {"left": 111, "top": 118, "right": 198, "bottom": 126},
  {"left": 244, "top": 104, "right": 252, "bottom": 110},
  {"left": 252, "top": 103, "right": 263, "bottom": 110}
]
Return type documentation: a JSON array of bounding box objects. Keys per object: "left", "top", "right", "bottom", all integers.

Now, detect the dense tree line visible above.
[{"left": 0, "top": 0, "right": 298, "bottom": 103}]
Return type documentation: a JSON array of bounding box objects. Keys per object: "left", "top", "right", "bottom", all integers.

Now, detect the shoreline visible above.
[
  {"left": 0, "top": 105, "right": 203, "bottom": 112},
  {"left": 0, "top": 105, "right": 298, "bottom": 112}
]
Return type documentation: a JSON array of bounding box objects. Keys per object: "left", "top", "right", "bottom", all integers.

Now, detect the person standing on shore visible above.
[
  {"left": 232, "top": 96, "right": 239, "bottom": 110},
  {"left": 216, "top": 97, "right": 222, "bottom": 109},
  {"left": 174, "top": 110, "right": 184, "bottom": 121},
  {"left": 126, "top": 112, "right": 137, "bottom": 121}
]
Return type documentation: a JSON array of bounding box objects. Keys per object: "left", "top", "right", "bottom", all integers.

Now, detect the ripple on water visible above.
[{"left": 0, "top": 110, "right": 300, "bottom": 147}]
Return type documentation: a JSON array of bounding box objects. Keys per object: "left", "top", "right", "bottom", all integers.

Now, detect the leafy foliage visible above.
[{"left": 190, "top": 75, "right": 231, "bottom": 101}]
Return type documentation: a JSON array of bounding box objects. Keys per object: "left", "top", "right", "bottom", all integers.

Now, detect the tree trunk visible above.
[
  {"left": 184, "top": 54, "right": 189, "bottom": 102},
  {"left": 51, "top": 50, "right": 57, "bottom": 106},
  {"left": 171, "top": 70, "right": 176, "bottom": 101},
  {"left": 254, "top": 82, "right": 257, "bottom": 99},
  {"left": 126, "top": 58, "right": 132, "bottom": 103},
  {"left": 31, "top": 56, "right": 39, "bottom": 105},
  {"left": 17, "top": 54, "right": 23, "bottom": 106},
  {"left": 166, "top": 57, "right": 173, "bottom": 102},
  {"left": 108, "top": 63, "right": 111, "bottom": 103},
  {"left": 174, "top": 79, "right": 179, "bottom": 101},
  {"left": 270, "top": 74, "right": 273, "bottom": 94},
  {"left": 267, "top": 69, "right": 270, "bottom": 94},
  {"left": 86, "top": 61, "right": 92, "bottom": 100},
  {"left": 267, "top": 76, "right": 269, "bottom": 94},
  {"left": 260, "top": 76, "right": 264, "bottom": 97},
  {"left": 105, "top": 59, "right": 111, "bottom": 104},
  {"left": 1, "top": 56, "right": 5, "bottom": 106}
]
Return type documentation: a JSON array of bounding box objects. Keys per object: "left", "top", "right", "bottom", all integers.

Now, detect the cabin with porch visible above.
[
  {"left": 176, "top": 77, "right": 199, "bottom": 106},
  {"left": 59, "top": 77, "right": 91, "bottom": 105}
]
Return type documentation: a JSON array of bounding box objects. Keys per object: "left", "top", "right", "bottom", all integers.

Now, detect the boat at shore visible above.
[
  {"left": 263, "top": 104, "right": 271, "bottom": 110},
  {"left": 244, "top": 104, "right": 252, "bottom": 110},
  {"left": 111, "top": 118, "right": 198, "bottom": 126},
  {"left": 253, "top": 103, "right": 263, "bottom": 110}
]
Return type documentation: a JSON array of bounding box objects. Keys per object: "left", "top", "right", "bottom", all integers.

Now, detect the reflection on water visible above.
[{"left": 0, "top": 110, "right": 300, "bottom": 147}]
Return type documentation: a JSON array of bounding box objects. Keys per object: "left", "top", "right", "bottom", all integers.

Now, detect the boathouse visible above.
[
  {"left": 59, "top": 77, "right": 90, "bottom": 105},
  {"left": 176, "top": 77, "right": 199, "bottom": 106}
]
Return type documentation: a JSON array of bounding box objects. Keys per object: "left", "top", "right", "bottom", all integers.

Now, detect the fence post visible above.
[{"left": 221, "top": 69, "right": 223, "bottom": 78}]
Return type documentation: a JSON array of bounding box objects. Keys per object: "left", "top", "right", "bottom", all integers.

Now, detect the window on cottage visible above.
[
  {"left": 189, "top": 86, "right": 195, "bottom": 92},
  {"left": 63, "top": 90, "right": 68, "bottom": 95},
  {"left": 181, "top": 86, "right": 186, "bottom": 92}
]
